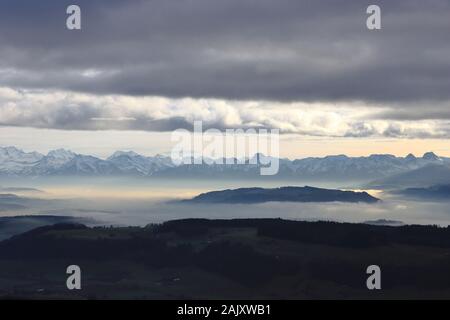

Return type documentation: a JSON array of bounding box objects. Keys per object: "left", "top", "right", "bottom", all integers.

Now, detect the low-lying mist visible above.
[{"left": 0, "top": 177, "right": 449, "bottom": 228}]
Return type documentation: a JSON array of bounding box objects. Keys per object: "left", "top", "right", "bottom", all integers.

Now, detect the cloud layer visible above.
[
  {"left": 0, "top": 1, "right": 450, "bottom": 103},
  {"left": 1, "top": 87, "right": 449, "bottom": 138},
  {"left": 0, "top": 0, "right": 449, "bottom": 137}
]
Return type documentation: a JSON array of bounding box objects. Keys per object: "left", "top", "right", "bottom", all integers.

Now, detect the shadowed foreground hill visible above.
[
  {"left": 1, "top": 218, "right": 450, "bottom": 299},
  {"left": 0, "top": 215, "right": 94, "bottom": 241},
  {"left": 184, "top": 186, "right": 379, "bottom": 204}
]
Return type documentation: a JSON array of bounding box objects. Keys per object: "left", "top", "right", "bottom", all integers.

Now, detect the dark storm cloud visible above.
[{"left": 0, "top": 0, "right": 450, "bottom": 120}]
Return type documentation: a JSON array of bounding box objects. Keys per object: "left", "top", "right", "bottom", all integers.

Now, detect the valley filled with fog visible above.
[
  {"left": 0, "top": 177, "right": 449, "bottom": 232},
  {"left": 1, "top": 146, "right": 450, "bottom": 239}
]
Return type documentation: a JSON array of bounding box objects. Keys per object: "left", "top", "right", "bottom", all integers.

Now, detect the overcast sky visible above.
[{"left": 0, "top": 0, "right": 449, "bottom": 157}]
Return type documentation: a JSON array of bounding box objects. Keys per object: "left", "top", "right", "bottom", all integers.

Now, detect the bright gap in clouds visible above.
[
  {"left": 0, "top": 87, "right": 449, "bottom": 137},
  {"left": 1, "top": 126, "right": 449, "bottom": 159},
  {"left": 0, "top": 87, "right": 449, "bottom": 158}
]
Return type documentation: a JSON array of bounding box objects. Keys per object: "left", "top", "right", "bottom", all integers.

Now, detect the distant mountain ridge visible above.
[
  {"left": 367, "top": 164, "right": 450, "bottom": 189},
  {"left": 183, "top": 186, "right": 380, "bottom": 204},
  {"left": 394, "top": 184, "right": 450, "bottom": 200},
  {"left": 0, "top": 146, "right": 449, "bottom": 182}
]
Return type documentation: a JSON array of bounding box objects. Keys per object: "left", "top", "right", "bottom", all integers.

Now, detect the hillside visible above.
[
  {"left": 184, "top": 186, "right": 379, "bottom": 204},
  {"left": 2, "top": 219, "right": 450, "bottom": 299}
]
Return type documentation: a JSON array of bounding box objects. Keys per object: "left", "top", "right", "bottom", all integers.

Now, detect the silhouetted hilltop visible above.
[
  {"left": 184, "top": 186, "right": 379, "bottom": 204},
  {"left": 0, "top": 215, "right": 94, "bottom": 241}
]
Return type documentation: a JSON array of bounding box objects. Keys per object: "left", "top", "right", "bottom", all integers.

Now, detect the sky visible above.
[{"left": 0, "top": 0, "right": 449, "bottom": 158}]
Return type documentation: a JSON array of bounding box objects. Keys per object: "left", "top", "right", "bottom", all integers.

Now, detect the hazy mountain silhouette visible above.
[
  {"left": 184, "top": 186, "right": 379, "bottom": 204},
  {"left": 367, "top": 164, "right": 450, "bottom": 189},
  {"left": 394, "top": 184, "right": 450, "bottom": 201}
]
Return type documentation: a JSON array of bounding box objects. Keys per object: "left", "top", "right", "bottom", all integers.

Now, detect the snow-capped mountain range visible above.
[
  {"left": 0, "top": 146, "right": 449, "bottom": 182},
  {"left": 0, "top": 147, "right": 174, "bottom": 176}
]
